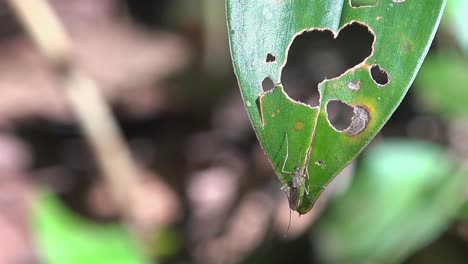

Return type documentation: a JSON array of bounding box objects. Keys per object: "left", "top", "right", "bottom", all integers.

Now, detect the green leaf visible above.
[
  {"left": 227, "top": 0, "right": 446, "bottom": 213},
  {"left": 414, "top": 53, "right": 468, "bottom": 117},
  {"left": 446, "top": 0, "right": 468, "bottom": 54},
  {"left": 315, "top": 139, "right": 464, "bottom": 263},
  {"left": 32, "top": 192, "right": 147, "bottom": 264}
]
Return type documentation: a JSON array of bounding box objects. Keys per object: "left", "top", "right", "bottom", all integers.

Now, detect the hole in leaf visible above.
[
  {"left": 350, "top": 0, "right": 377, "bottom": 7},
  {"left": 326, "top": 100, "right": 355, "bottom": 131},
  {"left": 262, "top": 76, "right": 275, "bottom": 91},
  {"left": 327, "top": 101, "right": 370, "bottom": 135},
  {"left": 315, "top": 160, "right": 326, "bottom": 168},
  {"left": 266, "top": 53, "right": 276, "bottom": 63},
  {"left": 370, "top": 64, "right": 389, "bottom": 86},
  {"left": 282, "top": 23, "right": 374, "bottom": 106}
]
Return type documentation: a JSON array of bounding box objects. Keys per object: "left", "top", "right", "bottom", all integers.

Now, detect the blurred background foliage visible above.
[{"left": 0, "top": 0, "right": 466, "bottom": 264}]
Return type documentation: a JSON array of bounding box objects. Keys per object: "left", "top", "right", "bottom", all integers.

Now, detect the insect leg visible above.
[
  {"left": 303, "top": 166, "right": 310, "bottom": 195},
  {"left": 281, "top": 133, "right": 291, "bottom": 174},
  {"left": 301, "top": 146, "right": 312, "bottom": 195}
]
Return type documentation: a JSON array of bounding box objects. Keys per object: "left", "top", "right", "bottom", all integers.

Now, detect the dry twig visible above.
[{"left": 7, "top": 0, "right": 149, "bottom": 252}]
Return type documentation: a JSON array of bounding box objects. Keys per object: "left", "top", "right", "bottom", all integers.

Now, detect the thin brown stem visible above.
[{"left": 7, "top": 0, "right": 149, "bottom": 252}]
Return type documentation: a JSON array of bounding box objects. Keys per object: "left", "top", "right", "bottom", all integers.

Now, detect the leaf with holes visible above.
[{"left": 227, "top": 0, "right": 446, "bottom": 214}]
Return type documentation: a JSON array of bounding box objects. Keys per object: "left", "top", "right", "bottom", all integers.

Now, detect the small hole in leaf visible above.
[
  {"left": 370, "top": 64, "right": 389, "bottom": 86},
  {"left": 282, "top": 23, "right": 374, "bottom": 106},
  {"left": 315, "top": 160, "right": 326, "bottom": 168},
  {"left": 350, "top": 0, "right": 377, "bottom": 7},
  {"left": 326, "top": 100, "right": 354, "bottom": 131},
  {"left": 262, "top": 76, "right": 275, "bottom": 91},
  {"left": 266, "top": 53, "right": 276, "bottom": 63}
]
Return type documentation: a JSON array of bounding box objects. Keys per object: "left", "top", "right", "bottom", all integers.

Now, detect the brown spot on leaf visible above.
[
  {"left": 347, "top": 80, "right": 360, "bottom": 91},
  {"left": 401, "top": 40, "right": 413, "bottom": 53},
  {"left": 345, "top": 106, "right": 369, "bottom": 136},
  {"left": 294, "top": 122, "right": 305, "bottom": 131}
]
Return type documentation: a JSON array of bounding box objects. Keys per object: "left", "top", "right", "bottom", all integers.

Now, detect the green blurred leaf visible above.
[
  {"left": 32, "top": 192, "right": 147, "bottom": 264},
  {"left": 446, "top": 0, "right": 468, "bottom": 54},
  {"left": 227, "top": 0, "right": 446, "bottom": 213},
  {"left": 414, "top": 53, "right": 468, "bottom": 117},
  {"left": 458, "top": 201, "right": 468, "bottom": 219},
  {"left": 315, "top": 139, "right": 464, "bottom": 263},
  {"left": 150, "top": 227, "right": 182, "bottom": 258}
]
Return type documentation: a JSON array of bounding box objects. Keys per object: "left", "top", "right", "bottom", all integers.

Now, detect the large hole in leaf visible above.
[
  {"left": 350, "top": 0, "right": 377, "bottom": 7},
  {"left": 281, "top": 23, "right": 374, "bottom": 106}
]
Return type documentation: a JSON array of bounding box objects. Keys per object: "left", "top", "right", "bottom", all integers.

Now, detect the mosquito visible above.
[{"left": 280, "top": 133, "right": 310, "bottom": 237}]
